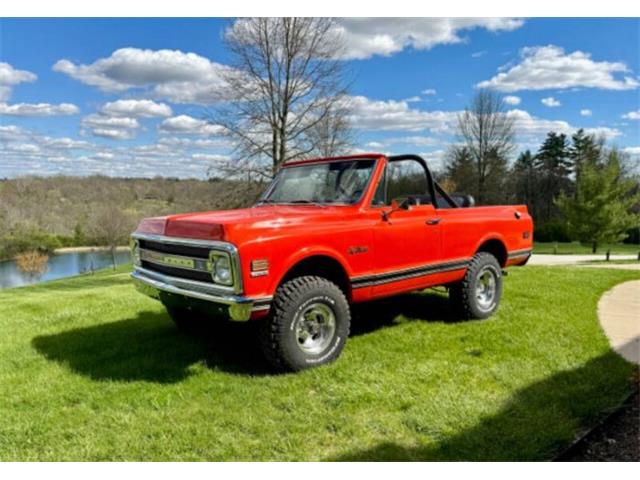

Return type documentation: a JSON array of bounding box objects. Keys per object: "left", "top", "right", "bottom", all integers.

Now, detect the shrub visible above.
[{"left": 533, "top": 221, "right": 572, "bottom": 243}]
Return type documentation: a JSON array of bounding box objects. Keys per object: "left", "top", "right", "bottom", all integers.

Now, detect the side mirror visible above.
[
  {"left": 391, "top": 198, "right": 410, "bottom": 210},
  {"left": 382, "top": 198, "right": 410, "bottom": 222}
]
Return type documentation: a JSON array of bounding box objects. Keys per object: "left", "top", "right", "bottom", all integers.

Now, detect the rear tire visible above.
[
  {"left": 259, "top": 276, "right": 351, "bottom": 372},
  {"left": 450, "top": 252, "right": 503, "bottom": 320}
]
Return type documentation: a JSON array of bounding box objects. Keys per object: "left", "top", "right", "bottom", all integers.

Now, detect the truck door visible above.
[{"left": 369, "top": 158, "right": 442, "bottom": 295}]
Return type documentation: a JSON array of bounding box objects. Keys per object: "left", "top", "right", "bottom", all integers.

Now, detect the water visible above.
[{"left": 0, "top": 250, "right": 131, "bottom": 289}]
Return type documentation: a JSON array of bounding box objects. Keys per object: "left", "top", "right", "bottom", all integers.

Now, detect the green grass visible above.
[
  {"left": 0, "top": 265, "right": 638, "bottom": 461},
  {"left": 533, "top": 241, "right": 640, "bottom": 255}
]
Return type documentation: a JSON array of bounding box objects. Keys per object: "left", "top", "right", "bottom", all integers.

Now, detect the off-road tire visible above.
[
  {"left": 259, "top": 276, "right": 351, "bottom": 372},
  {"left": 449, "top": 252, "right": 503, "bottom": 320}
]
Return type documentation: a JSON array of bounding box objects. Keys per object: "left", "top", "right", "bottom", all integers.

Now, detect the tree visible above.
[
  {"left": 510, "top": 150, "right": 539, "bottom": 217},
  {"left": 534, "top": 132, "right": 572, "bottom": 223},
  {"left": 449, "top": 90, "right": 515, "bottom": 204},
  {"left": 569, "top": 129, "right": 602, "bottom": 184},
  {"left": 214, "top": 18, "right": 352, "bottom": 178},
  {"left": 88, "top": 205, "right": 135, "bottom": 269},
  {"left": 557, "top": 149, "right": 640, "bottom": 253}
]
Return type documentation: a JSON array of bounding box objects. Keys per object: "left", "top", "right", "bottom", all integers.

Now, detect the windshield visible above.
[{"left": 259, "top": 159, "right": 376, "bottom": 205}]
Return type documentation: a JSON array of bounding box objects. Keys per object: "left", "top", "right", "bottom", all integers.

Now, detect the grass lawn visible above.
[
  {"left": 533, "top": 242, "right": 640, "bottom": 255},
  {"left": 0, "top": 265, "right": 638, "bottom": 461}
]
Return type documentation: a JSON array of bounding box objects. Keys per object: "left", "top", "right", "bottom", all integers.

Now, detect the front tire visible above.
[
  {"left": 259, "top": 276, "right": 351, "bottom": 372},
  {"left": 450, "top": 252, "right": 503, "bottom": 320}
]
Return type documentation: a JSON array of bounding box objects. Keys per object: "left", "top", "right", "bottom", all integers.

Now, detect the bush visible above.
[
  {"left": 533, "top": 221, "right": 572, "bottom": 243},
  {"left": 0, "top": 228, "right": 62, "bottom": 259}
]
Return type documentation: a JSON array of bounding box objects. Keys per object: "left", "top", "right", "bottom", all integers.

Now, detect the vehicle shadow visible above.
[
  {"left": 31, "top": 290, "right": 458, "bottom": 383},
  {"left": 31, "top": 310, "right": 272, "bottom": 383},
  {"left": 351, "top": 289, "right": 459, "bottom": 337},
  {"left": 325, "top": 343, "right": 639, "bottom": 461}
]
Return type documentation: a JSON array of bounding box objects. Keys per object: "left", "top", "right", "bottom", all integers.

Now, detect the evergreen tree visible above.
[
  {"left": 557, "top": 149, "right": 640, "bottom": 253},
  {"left": 534, "top": 132, "right": 572, "bottom": 223},
  {"left": 570, "top": 129, "right": 602, "bottom": 186},
  {"left": 510, "top": 150, "right": 538, "bottom": 218}
]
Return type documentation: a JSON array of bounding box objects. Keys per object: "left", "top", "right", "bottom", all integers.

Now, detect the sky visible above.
[{"left": 0, "top": 17, "right": 639, "bottom": 179}]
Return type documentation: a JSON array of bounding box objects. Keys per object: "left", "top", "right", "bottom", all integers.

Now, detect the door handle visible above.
[{"left": 426, "top": 218, "right": 441, "bottom": 225}]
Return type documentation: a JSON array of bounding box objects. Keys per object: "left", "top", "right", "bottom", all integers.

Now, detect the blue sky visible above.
[{"left": 0, "top": 17, "right": 638, "bottom": 178}]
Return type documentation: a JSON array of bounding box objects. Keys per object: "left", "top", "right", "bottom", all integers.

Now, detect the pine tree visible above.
[
  {"left": 556, "top": 149, "right": 640, "bottom": 253},
  {"left": 570, "top": 129, "right": 602, "bottom": 186},
  {"left": 534, "top": 132, "right": 572, "bottom": 223},
  {"left": 510, "top": 150, "right": 538, "bottom": 218}
]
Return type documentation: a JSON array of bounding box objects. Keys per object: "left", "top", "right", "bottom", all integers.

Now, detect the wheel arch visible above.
[
  {"left": 275, "top": 251, "right": 352, "bottom": 300},
  {"left": 474, "top": 236, "right": 508, "bottom": 267}
]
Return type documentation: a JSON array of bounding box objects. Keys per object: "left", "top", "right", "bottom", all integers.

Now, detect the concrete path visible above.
[
  {"left": 529, "top": 254, "right": 637, "bottom": 266},
  {"left": 598, "top": 280, "right": 640, "bottom": 364}
]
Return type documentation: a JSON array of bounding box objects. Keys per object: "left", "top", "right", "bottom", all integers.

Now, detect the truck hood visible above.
[{"left": 146, "top": 205, "right": 355, "bottom": 241}]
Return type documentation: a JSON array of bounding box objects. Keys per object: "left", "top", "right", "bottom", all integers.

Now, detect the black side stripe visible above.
[
  {"left": 351, "top": 258, "right": 471, "bottom": 289},
  {"left": 508, "top": 248, "right": 532, "bottom": 259}
]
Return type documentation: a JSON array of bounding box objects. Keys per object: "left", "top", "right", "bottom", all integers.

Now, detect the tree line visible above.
[{"left": 443, "top": 91, "right": 640, "bottom": 252}]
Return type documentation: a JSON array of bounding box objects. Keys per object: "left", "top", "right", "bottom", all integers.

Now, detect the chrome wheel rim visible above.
[
  {"left": 475, "top": 267, "right": 497, "bottom": 311},
  {"left": 294, "top": 302, "right": 336, "bottom": 355}
]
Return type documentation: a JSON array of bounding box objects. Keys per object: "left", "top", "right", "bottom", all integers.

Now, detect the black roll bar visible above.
[{"left": 388, "top": 154, "right": 458, "bottom": 208}]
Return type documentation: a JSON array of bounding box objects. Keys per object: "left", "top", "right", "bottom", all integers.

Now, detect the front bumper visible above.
[{"left": 131, "top": 267, "right": 271, "bottom": 321}]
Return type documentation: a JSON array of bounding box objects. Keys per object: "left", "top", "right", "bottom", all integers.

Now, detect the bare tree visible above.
[
  {"left": 212, "top": 17, "right": 352, "bottom": 178},
  {"left": 88, "top": 205, "right": 135, "bottom": 269},
  {"left": 450, "top": 90, "right": 515, "bottom": 204}
]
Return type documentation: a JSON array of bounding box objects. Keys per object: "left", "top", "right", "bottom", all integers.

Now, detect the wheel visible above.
[
  {"left": 449, "top": 252, "right": 503, "bottom": 320},
  {"left": 259, "top": 276, "right": 351, "bottom": 372},
  {"left": 164, "top": 305, "right": 202, "bottom": 332}
]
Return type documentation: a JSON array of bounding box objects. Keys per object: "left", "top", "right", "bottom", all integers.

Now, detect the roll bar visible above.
[{"left": 387, "top": 154, "right": 459, "bottom": 209}]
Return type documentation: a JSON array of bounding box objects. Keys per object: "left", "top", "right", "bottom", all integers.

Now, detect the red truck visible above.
[{"left": 131, "top": 154, "right": 533, "bottom": 371}]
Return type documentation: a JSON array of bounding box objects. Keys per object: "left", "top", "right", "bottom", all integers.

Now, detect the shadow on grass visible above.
[
  {"left": 328, "top": 344, "right": 639, "bottom": 461},
  {"left": 31, "top": 290, "right": 456, "bottom": 383},
  {"left": 32, "top": 310, "right": 272, "bottom": 382},
  {"left": 351, "top": 290, "right": 458, "bottom": 337}
]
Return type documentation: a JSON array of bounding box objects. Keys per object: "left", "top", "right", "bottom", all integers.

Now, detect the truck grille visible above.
[
  {"left": 138, "top": 240, "right": 213, "bottom": 284},
  {"left": 138, "top": 239, "right": 210, "bottom": 259}
]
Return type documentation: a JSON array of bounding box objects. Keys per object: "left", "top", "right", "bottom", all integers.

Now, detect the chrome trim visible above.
[
  {"left": 139, "top": 248, "right": 212, "bottom": 273},
  {"left": 507, "top": 248, "right": 533, "bottom": 259},
  {"left": 131, "top": 267, "right": 271, "bottom": 321},
  {"left": 131, "top": 232, "right": 243, "bottom": 294},
  {"left": 351, "top": 257, "right": 471, "bottom": 288}
]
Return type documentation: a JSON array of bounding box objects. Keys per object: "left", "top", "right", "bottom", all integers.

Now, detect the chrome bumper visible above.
[{"left": 131, "top": 267, "right": 271, "bottom": 321}]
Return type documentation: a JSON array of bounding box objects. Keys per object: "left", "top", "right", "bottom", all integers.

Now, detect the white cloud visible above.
[
  {"left": 334, "top": 18, "right": 524, "bottom": 60},
  {"left": 580, "top": 109, "right": 593, "bottom": 117},
  {"left": 0, "top": 62, "right": 37, "bottom": 101},
  {"left": 471, "top": 51, "right": 487, "bottom": 59},
  {"left": 404, "top": 96, "right": 422, "bottom": 103},
  {"left": 81, "top": 114, "right": 139, "bottom": 130},
  {"left": 541, "top": 97, "right": 561, "bottom": 108},
  {"left": 622, "top": 109, "right": 640, "bottom": 120},
  {"left": 623, "top": 147, "right": 640, "bottom": 156},
  {"left": 506, "top": 108, "right": 621, "bottom": 140},
  {"left": 88, "top": 129, "right": 135, "bottom": 140},
  {"left": 81, "top": 114, "right": 140, "bottom": 140},
  {"left": 0, "top": 102, "right": 79, "bottom": 116},
  {"left": 0, "top": 125, "right": 28, "bottom": 141},
  {"left": 159, "top": 115, "right": 224, "bottom": 136},
  {"left": 99, "top": 99, "right": 172, "bottom": 118},
  {"left": 53, "top": 48, "right": 232, "bottom": 104},
  {"left": 504, "top": 95, "right": 521, "bottom": 105},
  {"left": 191, "top": 153, "right": 229, "bottom": 162},
  {"left": 422, "top": 89, "right": 437, "bottom": 96},
  {"left": 347, "top": 95, "right": 459, "bottom": 133},
  {"left": 478, "top": 45, "right": 639, "bottom": 92}
]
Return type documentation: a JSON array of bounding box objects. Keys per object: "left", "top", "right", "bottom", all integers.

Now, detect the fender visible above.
[{"left": 270, "top": 244, "right": 355, "bottom": 293}]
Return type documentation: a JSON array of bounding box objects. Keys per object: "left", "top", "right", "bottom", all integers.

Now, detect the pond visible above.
[{"left": 0, "top": 250, "right": 131, "bottom": 290}]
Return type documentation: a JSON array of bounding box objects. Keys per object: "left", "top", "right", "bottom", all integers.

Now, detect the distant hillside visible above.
[{"left": 0, "top": 176, "right": 265, "bottom": 258}]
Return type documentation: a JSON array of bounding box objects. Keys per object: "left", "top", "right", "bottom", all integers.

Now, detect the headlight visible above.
[
  {"left": 210, "top": 251, "right": 233, "bottom": 286},
  {"left": 130, "top": 238, "right": 140, "bottom": 266}
]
